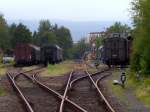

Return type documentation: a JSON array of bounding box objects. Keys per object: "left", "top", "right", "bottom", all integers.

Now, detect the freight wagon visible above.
[
  {"left": 100, "top": 33, "right": 131, "bottom": 67},
  {"left": 14, "top": 43, "right": 63, "bottom": 66},
  {"left": 40, "top": 44, "right": 63, "bottom": 66}
]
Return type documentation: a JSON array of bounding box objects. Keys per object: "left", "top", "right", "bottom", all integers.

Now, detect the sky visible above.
[{"left": 0, "top": 0, "right": 132, "bottom": 21}]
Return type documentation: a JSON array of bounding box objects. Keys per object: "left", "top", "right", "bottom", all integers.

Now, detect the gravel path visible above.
[{"left": 102, "top": 69, "right": 150, "bottom": 112}]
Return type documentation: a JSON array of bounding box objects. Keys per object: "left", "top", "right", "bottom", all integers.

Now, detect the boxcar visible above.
[
  {"left": 55, "top": 45, "right": 63, "bottom": 62},
  {"left": 14, "top": 43, "right": 40, "bottom": 65},
  {"left": 101, "top": 34, "right": 130, "bottom": 67},
  {"left": 29, "top": 44, "right": 41, "bottom": 64},
  {"left": 40, "top": 44, "right": 63, "bottom": 66},
  {"left": 14, "top": 43, "right": 63, "bottom": 66}
]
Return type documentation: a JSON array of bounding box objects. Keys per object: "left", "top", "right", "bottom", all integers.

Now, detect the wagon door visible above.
[
  {"left": 118, "top": 39, "right": 126, "bottom": 64},
  {"left": 111, "top": 38, "right": 119, "bottom": 64}
]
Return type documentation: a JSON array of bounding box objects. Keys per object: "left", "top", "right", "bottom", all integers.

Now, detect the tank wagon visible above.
[
  {"left": 100, "top": 33, "right": 132, "bottom": 67},
  {"left": 14, "top": 43, "right": 63, "bottom": 66}
]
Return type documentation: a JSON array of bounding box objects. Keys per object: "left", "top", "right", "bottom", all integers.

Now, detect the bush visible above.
[{"left": 131, "top": 0, "right": 150, "bottom": 76}]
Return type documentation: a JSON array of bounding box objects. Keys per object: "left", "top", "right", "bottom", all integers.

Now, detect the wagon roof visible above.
[
  {"left": 29, "top": 44, "right": 40, "bottom": 51},
  {"left": 55, "top": 45, "right": 62, "bottom": 50},
  {"left": 42, "top": 44, "right": 62, "bottom": 50}
]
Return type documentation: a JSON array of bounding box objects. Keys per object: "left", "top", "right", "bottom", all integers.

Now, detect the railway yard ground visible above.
[
  {"left": 105, "top": 68, "right": 150, "bottom": 112},
  {"left": 0, "top": 61, "right": 150, "bottom": 112}
]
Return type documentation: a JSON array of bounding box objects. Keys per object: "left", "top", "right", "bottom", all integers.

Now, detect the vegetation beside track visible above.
[
  {"left": 85, "top": 60, "right": 107, "bottom": 73},
  {"left": 0, "top": 64, "right": 7, "bottom": 75},
  {"left": 107, "top": 68, "right": 150, "bottom": 108},
  {"left": 41, "top": 61, "right": 73, "bottom": 76},
  {"left": 22, "top": 66, "right": 40, "bottom": 71},
  {"left": 130, "top": 73, "right": 150, "bottom": 107},
  {"left": 107, "top": 69, "right": 126, "bottom": 101},
  {"left": 0, "top": 87, "right": 5, "bottom": 96},
  {"left": 0, "top": 63, "right": 12, "bottom": 75}
]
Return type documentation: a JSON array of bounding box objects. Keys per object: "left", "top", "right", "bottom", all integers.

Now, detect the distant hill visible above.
[{"left": 7, "top": 19, "right": 131, "bottom": 41}]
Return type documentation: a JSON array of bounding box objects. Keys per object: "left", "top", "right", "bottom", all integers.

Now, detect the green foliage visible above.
[
  {"left": 0, "top": 14, "right": 10, "bottom": 50},
  {"left": 41, "top": 61, "right": 73, "bottom": 76},
  {"left": 10, "top": 23, "right": 32, "bottom": 48},
  {"left": 0, "top": 87, "right": 5, "bottom": 96},
  {"left": 95, "top": 36, "right": 104, "bottom": 48},
  {"left": 131, "top": 0, "right": 150, "bottom": 75},
  {"left": 35, "top": 20, "right": 73, "bottom": 59},
  {"left": 106, "top": 22, "right": 131, "bottom": 33},
  {"left": 71, "top": 38, "right": 90, "bottom": 59},
  {"left": 0, "top": 15, "right": 73, "bottom": 59},
  {"left": 36, "top": 20, "right": 57, "bottom": 45},
  {"left": 109, "top": 69, "right": 150, "bottom": 107},
  {"left": 55, "top": 26, "right": 73, "bottom": 58}
]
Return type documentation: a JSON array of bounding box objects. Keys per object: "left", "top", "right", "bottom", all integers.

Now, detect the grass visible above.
[
  {"left": 0, "top": 87, "right": 5, "bottom": 96},
  {"left": 135, "top": 77, "right": 150, "bottom": 107},
  {"left": 0, "top": 63, "right": 12, "bottom": 76},
  {"left": 85, "top": 60, "right": 107, "bottom": 73},
  {"left": 22, "top": 65, "right": 39, "bottom": 71},
  {"left": 107, "top": 69, "right": 127, "bottom": 101},
  {"left": 41, "top": 60, "right": 73, "bottom": 76},
  {"left": 107, "top": 68, "right": 150, "bottom": 107}
]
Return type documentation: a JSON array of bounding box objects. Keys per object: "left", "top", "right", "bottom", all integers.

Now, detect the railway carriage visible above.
[
  {"left": 40, "top": 44, "right": 63, "bottom": 66},
  {"left": 14, "top": 43, "right": 40, "bottom": 65},
  {"left": 100, "top": 33, "right": 131, "bottom": 67},
  {"left": 14, "top": 43, "right": 63, "bottom": 66}
]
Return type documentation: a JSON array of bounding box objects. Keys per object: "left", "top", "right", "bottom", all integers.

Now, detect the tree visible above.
[
  {"left": 71, "top": 38, "right": 90, "bottom": 59},
  {"left": 38, "top": 20, "right": 53, "bottom": 34},
  {"left": 37, "top": 20, "right": 57, "bottom": 45},
  {"left": 10, "top": 23, "right": 32, "bottom": 47},
  {"left": 9, "top": 23, "right": 17, "bottom": 47},
  {"left": 32, "top": 31, "right": 38, "bottom": 44},
  {"left": 106, "top": 22, "right": 131, "bottom": 33},
  {"left": 131, "top": 0, "right": 150, "bottom": 75},
  {"left": 95, "top": 36, "right": 104, "bottom": 49},
  {"left": 55, "top": 26, "right": 73, "bottom": 58},
  {"left": 36, "top": 20, "right": 73, "bottom": 59},
  {"left": 0, "top": 14, "right": 10, "bottom": 50}
]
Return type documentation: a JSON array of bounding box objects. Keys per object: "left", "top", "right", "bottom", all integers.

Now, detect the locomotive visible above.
[
  {"left": 99, "top": 33, "right": 132, "bottom": 67},
  {"left": 14, "top": 43, "right": 63, "bottom": 66}
]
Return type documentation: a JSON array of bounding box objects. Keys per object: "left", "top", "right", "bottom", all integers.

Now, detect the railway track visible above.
[
  {"left": 7, "top": 67, "right": 88, "bottom": 112},
  {"left": 58, "top": 62, "right": 116, "bottom": 112},
  {"left": 7, "top": 72, "right": 60, "bottom": 112},
  {"left": 7, "top": 62, "right": 116, "bottom": 112}
]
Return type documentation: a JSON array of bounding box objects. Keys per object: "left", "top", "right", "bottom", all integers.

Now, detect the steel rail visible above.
[
  {"left": 95, "top": 74, "right": 116, "bottom": 112},
  {"left": 33, "top": 73, "right": 87, "bottom": 112},
  {"left": 9, "top": 71, "right": 87, "bottom": 112},
  {"left": 86, "top": 71, "right": 116, "bottom": 112},
  {"left": 7, "top": 72, "right": 34, "bottom": 112},
  {"left": 70, "top": 68, "right": 109, "bottom": 88},
  {"left": 59, "top": 71, "right": 73, "bottom": 112},
  {"left": 14, "top": 66, "right": 44, "bottom": 79}
]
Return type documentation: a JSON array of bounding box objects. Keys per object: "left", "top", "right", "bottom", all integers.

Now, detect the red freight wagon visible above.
[{"left": 14, "top": 43, "right": 33, "bottom": 65}]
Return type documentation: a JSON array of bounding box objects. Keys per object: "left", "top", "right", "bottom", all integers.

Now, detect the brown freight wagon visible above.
[{"left": 14, "top": 43, "right": 40, "bottom": 66}]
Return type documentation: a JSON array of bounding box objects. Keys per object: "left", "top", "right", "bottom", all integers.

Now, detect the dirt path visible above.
[{"left": 102, "top": 69, "right": 150, "bottom": 112}]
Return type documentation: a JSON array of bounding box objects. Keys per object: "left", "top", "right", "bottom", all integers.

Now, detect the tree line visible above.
[
  {"left": 0, "top": 15, "right": 73, "bottom": 59},
  {"left": 130, "top": 0, "right": 150, "bottom": 75}
]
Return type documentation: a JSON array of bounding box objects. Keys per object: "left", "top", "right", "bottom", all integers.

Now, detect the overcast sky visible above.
[{"left": 0, "top": 0, "right": 132, "bottom": 21}]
